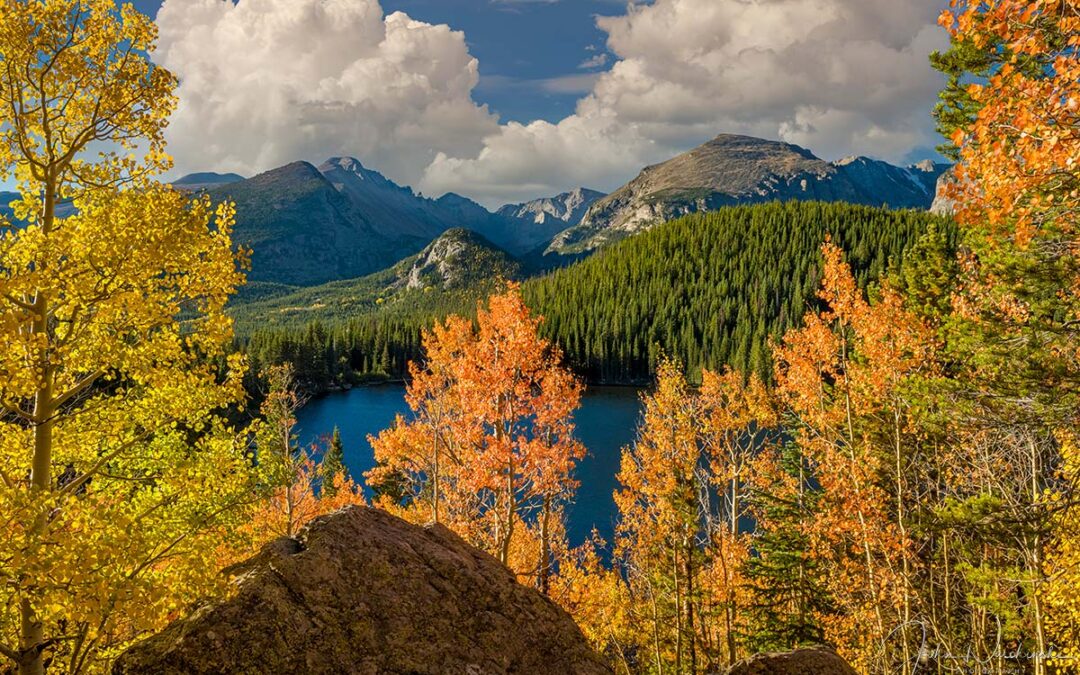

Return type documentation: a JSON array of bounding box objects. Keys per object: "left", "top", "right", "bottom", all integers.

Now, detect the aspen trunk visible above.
[
  {"left": 1029, "top": 438, "right": 1047, "bottom": 675},
  {"left": 538, "top": 495, "right": 552, "bottom": 594},
  {"left": 684, "top": 535, "right": 697, "bottom": 673},
  {"left": 21, "top": 177, "right": 58, "bottom": 675}
]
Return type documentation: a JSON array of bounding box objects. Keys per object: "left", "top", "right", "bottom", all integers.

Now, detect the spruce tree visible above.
[
  {"left": 321, "top": 426, "right": 347, "bottom": 497},
  {"left": 742, "top": 442, "right": 832, "bottom": 652}
]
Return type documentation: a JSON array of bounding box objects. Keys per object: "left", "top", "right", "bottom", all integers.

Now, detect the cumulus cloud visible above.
[
  {"left": 157, "top": 0, "right": 949, "bottom": 208},
  {"left": 420, "top": 0, "right": 949, "bottom": 205},
  {"left": 155, "top": 0, "right": 498, "bottom": 187}
]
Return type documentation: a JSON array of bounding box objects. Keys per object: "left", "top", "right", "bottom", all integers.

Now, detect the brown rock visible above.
[
  {"left": 724, "top": 646, "right": 858, "bottom": 675},
  {"left": 113, "top": 506, "right": 612, "bottom": 675}
]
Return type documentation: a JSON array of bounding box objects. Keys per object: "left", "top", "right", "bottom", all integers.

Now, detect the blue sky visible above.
[
  {"left": 132, "top": 0, "right": 620, "bottom": 126},
  {"left": 9, "top": 0, "right": 948, "bottom": 206}
]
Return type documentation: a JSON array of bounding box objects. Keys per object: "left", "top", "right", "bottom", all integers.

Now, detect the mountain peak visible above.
[
  {"left": 173, "top": 171, "right": 245, "bottom": 190},
  {"left": 548, "top": 132, "right": 948, "bottom": 256},
  {"left": 324, "top": 156, "right": 368, "bottom": 175},
  {"left": 491, "top": 188, "right": 606, "bottom": 254},
  {"left": 703, "top": 133, "right": 819, "bottom": 161},
  {"left": 834, "top": 155, "right": 864, "bottom": 167},
  {"left": 396, "top": 227, "right": 519, "bottom": 292}
]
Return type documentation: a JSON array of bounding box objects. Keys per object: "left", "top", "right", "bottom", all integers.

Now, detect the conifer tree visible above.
[{"left": 321, "top": 427, "right": 348, "bottom": 498}]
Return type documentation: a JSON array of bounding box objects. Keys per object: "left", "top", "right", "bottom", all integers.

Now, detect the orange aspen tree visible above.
[
  {"left": 249, "top": 364, "right": 364, "bottom": 545},
  {"left": 369, "top": 285, "right": 585, "bottom": 587},
  {"left": 246, "top": 457, "right": 366, "bottom": 545},
  {"left": 368, "top": 316, "right": 477, "bottom": 530},
  {"left": 937, "top": 1, "right": 1080, "bottom": 667},
  {"left": 773, "top": 243, "right": 936, "bottom": 673},
  {"left": 550, "top": 533, "right": 637, "bottom": 674}
]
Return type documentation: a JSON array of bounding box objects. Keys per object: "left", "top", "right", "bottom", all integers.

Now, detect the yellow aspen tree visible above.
[
  {"left": 698, "top": 369, "right": 776, "bottom": 668},
  {"left": 614, "top": 358, "right": 706, "bottom": 673},
  {"left": 0, "top": 2, "right": 253, "bottom": 672},
  {"left": 1044, "top": 432, "right": 1080, "bottom": 663}
]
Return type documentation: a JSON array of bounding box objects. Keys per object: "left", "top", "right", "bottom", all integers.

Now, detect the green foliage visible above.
[
  {"left": 742, "top": 442, "right": 832, "bottom": 653},
  {"left": 893, "top": 222, "right": 960, "bottom": 323},
  {"left": 524, "top": 201, "right": 952, "bottom": 383},
  {"left": 321, "top": 427, "right": 347, "bottom": 497},
  {"left": 930, "top": 35, "right": 998, "bottom": 161},
  {"left": 235, "top": 202, "right": 950, "bottom": 393}
]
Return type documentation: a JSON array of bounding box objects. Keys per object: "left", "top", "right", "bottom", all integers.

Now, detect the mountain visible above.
[
  {"left": 931, "top": 167, "right": 959, "bottom": 215},
  {"left": 393, "top": 227, "right": 520, "bottom": 293},
  {"left": 1, "top": 191, "right": 77, "bottom": 222},
  {"left": 493, "top": 188, "right": 605, "bottom": 255},
  {"left": 2, "top": 175, "right": 243, "bottom": 223},
  {"left": 173, "top": 172, "right": 245, "bottom": 191},
  {"left": 209, "top": 156, "right": 549, "bottom": 287},
  {"left": 833, "top": 156, "right": 944, "bottom": 206},
  {"left": 432, "top": 192, "right": 513, "bottom": 250},
  {"left": 230, "top": 228, "right": 519, "bottom": 330},
  {"left": 319, "top": 157, "right": 460, "bottom": 242},
  {"left": 0, "top": 191, "right": 16, "bottom": 221},
  {"left": 206, "top": 161, "right": 421, "bottom": 287},
  {"left": 548, "top": 134, "right": 949, "bottom": 255}
]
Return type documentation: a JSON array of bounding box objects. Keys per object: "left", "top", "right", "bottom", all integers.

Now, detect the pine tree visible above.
[
  {"left": 742, "top": 442, "right": 830, "bottom": 652},
  {"left": 321, "top": 426, "right": 347, "bottom": 498}
]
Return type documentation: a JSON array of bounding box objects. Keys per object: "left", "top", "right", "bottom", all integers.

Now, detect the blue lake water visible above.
[{"left": 296, "top": 385, "right": 644, "bottom": 547}]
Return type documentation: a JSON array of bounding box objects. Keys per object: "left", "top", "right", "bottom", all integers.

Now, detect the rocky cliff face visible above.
[
  {"left": 548, "top": 134, "right": 949, "bottom": 255},
  {"left": 113, "top": 507, "right": 611, "bottom": 675},
  {"left": 393, "top": 228, "right": 520, "bottom": 291},
  {"left": 494, "top": 188, "right": 605, "bottom": 254},
  {"left": 930, "top": 167, "right": 959, "bottom": 216}
]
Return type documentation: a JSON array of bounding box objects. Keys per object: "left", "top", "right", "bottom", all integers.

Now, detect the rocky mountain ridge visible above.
[
  {"left": 201, "top": 155, "right": 596, "bottom": 286},
  {"left": 548, "top": 134, "right": 949, "bottom": 255},
  {"left": 495, "top": 187, "right": 605, "bottom": 254}
]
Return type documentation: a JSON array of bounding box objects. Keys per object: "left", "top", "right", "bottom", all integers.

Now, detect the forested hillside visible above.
[
  {"left": 241, "top": 201, "right": 950, "bottom": 392},
  {"left": 526, "top": 201, "right": 951, "bottom": 381}
]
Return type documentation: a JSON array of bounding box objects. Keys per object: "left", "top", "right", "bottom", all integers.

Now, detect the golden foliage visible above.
[{"left": 0, "top": 2, "right": 253, "bottom": 672}]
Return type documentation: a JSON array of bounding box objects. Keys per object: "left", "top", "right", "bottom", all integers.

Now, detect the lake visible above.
[{"left": 296, "top": 384, "right": 645, "bottom": 547}]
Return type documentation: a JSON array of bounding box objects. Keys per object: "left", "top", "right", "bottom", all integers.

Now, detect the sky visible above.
[
  {"left": 131, "top": 0, "right": 620, "bottom": 127},
  {"left": 64, "top": 0, "right": 951, "bottom": 208}
]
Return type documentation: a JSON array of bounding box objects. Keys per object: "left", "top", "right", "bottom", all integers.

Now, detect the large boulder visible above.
[
  {"left": 724, "top": 646, "right": 858, "bottom": 675},
  {"left": 113, "top": 507, "right": 612, "bottom": 675}
]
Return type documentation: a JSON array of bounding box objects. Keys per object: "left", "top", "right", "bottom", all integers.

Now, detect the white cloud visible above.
[
  {"left": 157, "top": 0, "right": 949, "bottom": 208},
  {"left": 420, "top": 0, "right": 949, "bottom": 205},
  {"left": 578, "top": 53, "right": 609, "bottom": 70},
  {"left": 156, "top": 0, "right": 498, "bottom": 187}
]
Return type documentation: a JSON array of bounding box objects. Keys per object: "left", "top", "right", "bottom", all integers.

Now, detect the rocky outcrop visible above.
[
  {"left": 724, "top": 646, "right": 858, "bottom": 675},
  {"left": 930, "top": 166, "right": 959, "bottom": 216},
  {"left": 113, "top": 507, "right": 611, "bottom": 675},
  {"left": 394, "top": 227, "right": 520, "bottom": 291}
]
